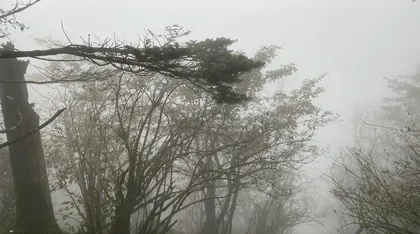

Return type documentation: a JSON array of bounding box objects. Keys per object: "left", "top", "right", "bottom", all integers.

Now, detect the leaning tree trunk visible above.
[{"left": 0, "top": 43, "right": 60, "bottom": 234}]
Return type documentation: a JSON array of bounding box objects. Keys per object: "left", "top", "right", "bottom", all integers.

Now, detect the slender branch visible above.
[
  {"left": 0, "top": 44, "right": 181, "bottom": 63},
  {"left": 0, "top": 0, "right": 41, "bottom": 20},
  {"left": 0, "top": 107, "right": 66, "bottom": 149}
]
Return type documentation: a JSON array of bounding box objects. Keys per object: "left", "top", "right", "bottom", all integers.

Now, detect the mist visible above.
[{"left": 0, "top": 0, "right": 419, "bottom": 234}]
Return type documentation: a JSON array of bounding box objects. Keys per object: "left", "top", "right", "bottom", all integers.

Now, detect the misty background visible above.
[{"left": 2, "top": 0, "right": 420, "bottom": 233}]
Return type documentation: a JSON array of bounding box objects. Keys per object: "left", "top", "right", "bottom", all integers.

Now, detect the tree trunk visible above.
[
  {"left": 112, "top": 151, "right": 135, "bottom": 234},
  {"left": 0, "top": 148, "right": 14, "bottom": 227},
  {"left": 224, "top": 189, "right": 238, "bottom": 234},
  {"left": 202, "top": 189, "right": 217, "bottom": 234},
  {"left": 113, "top": 202, "right": 131, "bottom": 234},
  {"left": 0, "top": 43, "right": 60, "bottom": 234},
  {"left": 202, "top": 151, "right": 217, "bottom": 234}
]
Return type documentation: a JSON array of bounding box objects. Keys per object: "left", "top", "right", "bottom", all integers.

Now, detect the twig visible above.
[{"left": 0, "top": 0, "right": 41, "bottom": 20}]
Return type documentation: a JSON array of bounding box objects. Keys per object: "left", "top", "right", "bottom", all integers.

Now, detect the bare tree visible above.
[
  {"left": 330, "top": 125, "right": 420, "bottom": 234},
  {"left": 174, "top": 46, "right": 335, "bottom": 234},
  {"left": 240, "top": 169, "right": 322, "bottom": 234},
  {"left": 41, "top": 62, "right": 242, "bottom": 234},
  {"left": 330, "top": 66, "right": 420, "bottom": 234}
]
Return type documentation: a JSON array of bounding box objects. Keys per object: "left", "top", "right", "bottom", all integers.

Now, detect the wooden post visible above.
[{"left": 0, "top": 42, "right": 60, "bottom": 234}]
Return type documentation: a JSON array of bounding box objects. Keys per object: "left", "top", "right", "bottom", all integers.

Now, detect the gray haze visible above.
[{"left": 3, "top": 0, "right": 420, "bottom": 233}]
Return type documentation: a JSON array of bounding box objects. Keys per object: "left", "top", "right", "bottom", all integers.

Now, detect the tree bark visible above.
[
  {"left": 0, "top": 148, "right": 14, "bottom": 227},
  {"left": 0, "top": 43, "right": 60, "bottom": 234},
  {"left": 113, "top": 202, "right": 131, "bottom": 234},
  {"left": 112, "top": 151, "right": 136, "bottom": 234}
]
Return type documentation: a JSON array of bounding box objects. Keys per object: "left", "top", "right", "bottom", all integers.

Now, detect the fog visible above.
[{"left": 1, "top": 0, "right": 420, "bottom": 234}]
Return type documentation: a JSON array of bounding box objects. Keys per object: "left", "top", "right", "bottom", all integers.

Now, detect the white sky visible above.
[{"left": 3, "top": 0, "right": 420, "bottom": 233}]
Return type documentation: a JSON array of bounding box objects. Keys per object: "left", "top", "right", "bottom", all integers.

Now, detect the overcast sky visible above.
[{"left": 3, "top": 0, "right": 420, "bottom": 233}]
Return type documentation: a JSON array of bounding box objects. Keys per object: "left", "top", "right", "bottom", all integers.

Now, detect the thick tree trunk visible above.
[
  {"left": 0, "top": 149, "right": 14, "bottom": 227},
  {"left": 113, "top": 202, "right": 131, "bottom": 234},
  {"left": 202, "top": 190, "right": 217, "bottom": 234},
  {"left": 112, "top": 154, "right": 135, "bottom": 234},
  {"left": 224, "top": 190, "right": 238, "bottom": 234},
  {"left": 0, "top": 43, "right": 60, "bottom": 234}
]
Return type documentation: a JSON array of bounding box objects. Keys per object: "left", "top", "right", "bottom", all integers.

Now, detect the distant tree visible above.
[
  {"left": 330, "top": 66, "right": 420, "bottom": 234},
  {"left": 380, "top": 65, "right": 420, "bottom": 125},
  {"left": 242, "top": 169, "right": 322, "bottom": 234},
  {"left": 331, "top": 124, "right": 420, "bottom": 234}
]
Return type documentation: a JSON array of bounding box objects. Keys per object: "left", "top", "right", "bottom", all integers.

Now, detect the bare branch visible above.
[
  {"left": 0, "top": 107, "right": 66, "bottom": 149},
  {"left": 0, "top": 0, "right": 41, "bottom": 20}
]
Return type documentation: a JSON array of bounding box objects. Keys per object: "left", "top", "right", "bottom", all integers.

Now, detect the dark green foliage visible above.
[
  {"left": 187, "top": 38, "right": 263, "bottom": 86},
  {"left": 187, "top": 38, "right": 264, "bottom": 103},
  {"left": 127, "top": 37, "right": 264, "bottom": 104}
]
